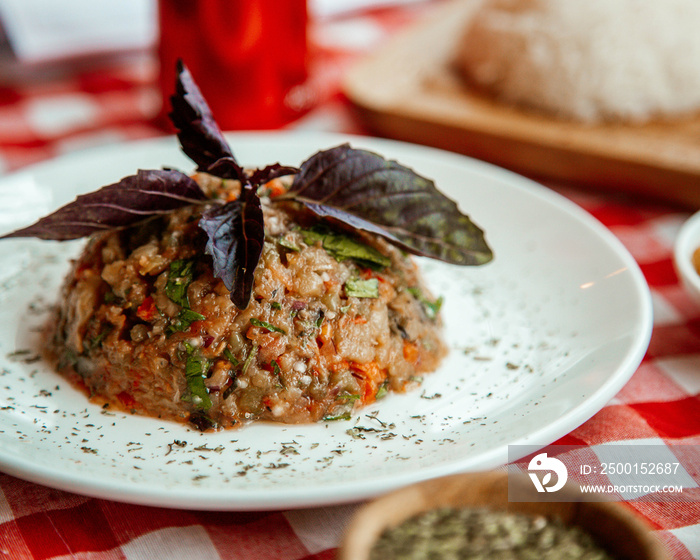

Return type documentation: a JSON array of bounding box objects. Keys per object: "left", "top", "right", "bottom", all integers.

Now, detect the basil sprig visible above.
[{"left": 1, "top": 60, "right": 493, "bottom": 310}]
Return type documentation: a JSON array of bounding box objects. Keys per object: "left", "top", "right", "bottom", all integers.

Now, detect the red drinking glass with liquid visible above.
[{"left": 158, "top": 0, "right": 311, "bottom": 131}]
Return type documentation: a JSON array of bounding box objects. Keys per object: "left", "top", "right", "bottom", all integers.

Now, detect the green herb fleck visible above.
[
  {"left": 164, "top": 259, "right": 207, "bottom": 335},
  {"left": 85, "top": 327, "right": 112, "bottom": 351},
  {"left": 165, "top": 259, "right": 196, "bottom": 307},
  {"left": 222, "top": 347, "right": 239, "bottom": 366},
  {"left": 250, "top": 318, "right": 286, "bottom": 335},
  {"left": 271, "top": 359, "right": 281, "bottom": 376},
  {"left": 345, "top": 277, "right": 379, "bottom": 298},
  {"left": 408, "top": 287, "right": 443, "bottom": 320},
  {"left": 375, "top": 380, "right": 389, "bottom": 400},
  {"left": 270, "top": 301, "right": 282, "bottom": 310},
  {"left": 277, "top": 235, "right": 300, "bottom": 252},
  {"left": 301, "top": 227, "right": 390, "bottom": 269},
  {"left": 183, "top": 343, "right": 212, "bottom": 410},
  {"left": 271, "top": 359, "right": 285, "bottom": 388},
  {"left": 241, "top": 343, "right": 259, "bottom": 376},
  {"left": 167, "top": 308, "right": 206, "bottom": 334}
]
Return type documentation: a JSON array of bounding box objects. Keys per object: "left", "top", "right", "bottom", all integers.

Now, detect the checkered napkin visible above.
[
  {"left": 0, "top": 2, "right": 698, "bottom": 559},
  {"left": 541, "top": 187, "right": 700, "bottom": 560}
]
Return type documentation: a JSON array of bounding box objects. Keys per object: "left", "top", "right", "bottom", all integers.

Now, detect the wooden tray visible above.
[{"left": 343, "top": 0, "right": 700, "bottom": 208}]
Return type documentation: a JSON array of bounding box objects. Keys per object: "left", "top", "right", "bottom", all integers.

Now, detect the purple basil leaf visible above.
[
  {"left": 205, "top": 159, "right": 298, "bottom": 187},
  {"left": 169, "top": 60, "right": 236, "bottom": 172},
  {"left": 286, "top": 144, "right": 493, "bottom": 266},
  {"left": 199, "top": 185, "right": 264, "bottom": 309},
  {"left": 248, "top": 164, "right": 299, "bottom": 186},
  {"left": 205, "top": 157, "right": 247, "bottom": 182},
  {"left": 300, "top": 201, "right": 404, "bottom": 241},
  {"left": 1, "top": 169, "right": 207, "bottom": 241}
]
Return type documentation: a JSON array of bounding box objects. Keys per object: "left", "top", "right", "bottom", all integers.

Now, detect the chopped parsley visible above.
[
  {"left": 345, "top": 277, "right": 379, "bottom": 298},
  {"left": 271, "top": 359, "right": 281, "bottom": 376},
  {"left": 249, "top": 318, "right": 286, "bottom": 335},
  {"left": 222, "top": 347, "right": 239, "bottom": 366},
  {"left": 300, "top": 227, "right": 390, "bottom": 269},
  {"left": 241, "top": 343, "right": 259, "bottom": 376},
  {"left": 167, "top": 308, "right": 206, "bottom": 334},
  {"left": 165, "top": 259, "right": 196, "bottom": 307},
  {"left": 375, "top": 380, "right": 389, "bottom": 400},
  {"left": 85, "top": 326, "right": 112, "bottom": 351},
  {"left": 408, "top": 286, "right": 443, "bottom": 320},
  {"left": 183, "top": 343, "right": 212, "bottom": 410},
  {"left": 164, "top": 259, "right": 207, "bottom": 334},
  {"left": 277, "top": 235, "right": 300, "bottom": 252},
  {"left": 271, "top": 359, "right": 285, "bottom": 388}
]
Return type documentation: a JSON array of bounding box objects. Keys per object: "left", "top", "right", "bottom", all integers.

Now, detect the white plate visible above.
[{"left": 0, "top": 132, "right": 652, "bottom": 511}]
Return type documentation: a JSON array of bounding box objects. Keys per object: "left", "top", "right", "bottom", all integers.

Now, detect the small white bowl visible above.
[{"left": 674, "top": 210, "right": 700, "bottom": 305}]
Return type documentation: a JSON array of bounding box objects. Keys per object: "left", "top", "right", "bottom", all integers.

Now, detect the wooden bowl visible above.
[{"left": 337, "top": 471, "right": 669, "bottom": 560}]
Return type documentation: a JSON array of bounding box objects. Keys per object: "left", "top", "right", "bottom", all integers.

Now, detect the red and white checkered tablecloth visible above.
[{"left": 0, "top": 2, "right": 698, "bottom": 559}]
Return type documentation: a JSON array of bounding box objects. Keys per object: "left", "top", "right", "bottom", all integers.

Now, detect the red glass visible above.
[{"left": 157, "top": 0, "right": 310, "bottom": 131}]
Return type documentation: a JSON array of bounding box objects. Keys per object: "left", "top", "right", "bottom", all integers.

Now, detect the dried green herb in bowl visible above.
[
  {"left": 370, "top": 507, "right": 613, "bottom": 560},
  {"left": 338, "top": 472, "right": 669, "bottom": 560}
]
